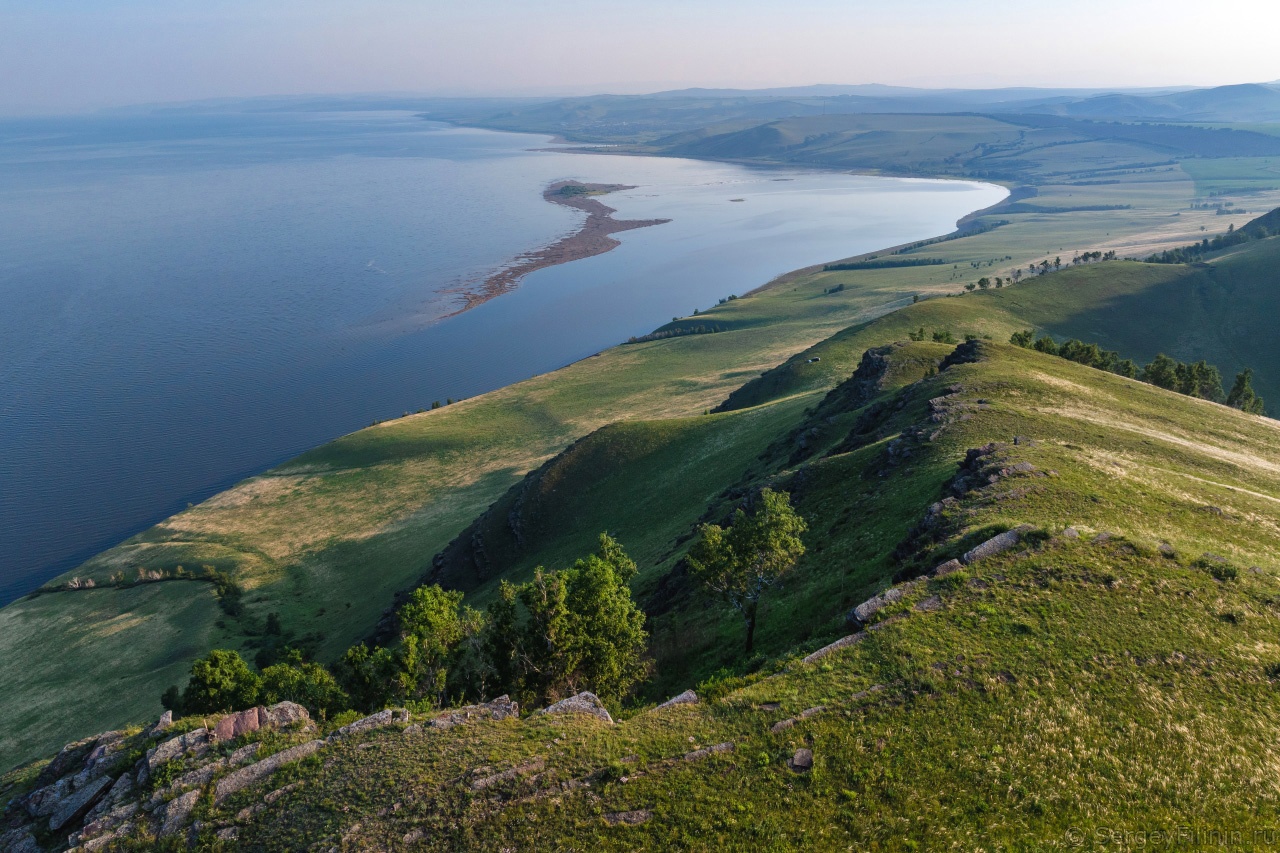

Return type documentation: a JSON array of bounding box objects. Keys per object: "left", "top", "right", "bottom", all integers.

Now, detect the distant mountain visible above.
[{"left": 1020, "top": 83, "right": 1280, "bottom": 121}]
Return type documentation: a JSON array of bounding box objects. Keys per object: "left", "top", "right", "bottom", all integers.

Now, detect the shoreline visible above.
[{"left": 442, "top": 181, "right": 671, "bottom": 316}]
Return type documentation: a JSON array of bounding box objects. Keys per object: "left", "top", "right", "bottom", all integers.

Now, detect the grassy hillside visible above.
[
  {"left": 15, "top": 334, "right": 1280, "bottom": 849},
  {"left": 3, "top": 129, "right": 1279, "bottom": 773},
  {"left": 219, "top": 339, "right": 1280, "bottom": 847}
]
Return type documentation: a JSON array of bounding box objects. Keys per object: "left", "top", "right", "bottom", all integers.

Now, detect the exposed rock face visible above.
[
  {"left": 848, "top": 580, "right": 920, "bottom": 626},
  {"left": 962, "top": 525, "right": 1034, "bottom": 565},
  {"left": 683, "top": 742, "right": 734, "bottom": 762},
  {"left": 146, "top": 728, "right": 212, "bottom": 773},
  {"left": 470, "top": 757, "right": 545, "bottom": 791},
  {"left": 803, "top": 632, "right": 865, "bottom": 664},
  {"left": 655, "top": 690, "right": 699, "bottom": 710},
  {"left": 214, "top": 706, "right": 265, "bottom": 741},
  {"left": 537, "top": 692, "right": 614, "bottom": 724},
  {"left": 158, "top": 789, "right": 201, "bottom": 838},
  {"left": 330, "top": 707, "right": 410, "bottom": 740},
  {"left": 213, "top": 740, "right": 325, "bottom": 805},
  {"left": 603, "top": 810, "right": 653, "bottom": 826},
  {"left": 48, "top": 774, "right": 115, "bottom": 832},
  {"left": 427, "top": 695, "right": 518, "bottom": 730}
]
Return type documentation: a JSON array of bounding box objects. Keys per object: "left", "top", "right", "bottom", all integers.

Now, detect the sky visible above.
[{"left": 1, "top": 0, "right": 1278, "bottom": 114}]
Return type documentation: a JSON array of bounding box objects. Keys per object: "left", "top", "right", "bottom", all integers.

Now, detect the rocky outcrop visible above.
[
  {"left": 962, "top": 525, "right": 1035, "bottom": 565},
  {"left": 146, "top": 727, "right": 212, "bottom": 774},
  {"left": 802, "top": 632, "right": 865, "bottom": 664},
  {"left": 537, "top": 692, "right": 614, "bottom": 724},
  {"left": 329, "top": 708, "right": 410, "bottom": 740},
  {"left": 426, "top": 696, "right": 518, "bottom": 731},
  {"left": 654, "top": 690, "right": 699, "bottom": 710},
  {"left": 848, "top": 580, "right": 921, "bottom": 627},
  {"left": 213, "top": 740, "right": 325, "bottom": 805},
  {"left": 683, "top": 742, "right": 734, "bottom": 762},
  {"left": 47, "top": 774, "right": 114, "bottom": 832}
]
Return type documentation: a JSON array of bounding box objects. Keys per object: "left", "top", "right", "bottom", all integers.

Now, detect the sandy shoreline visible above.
[{"left": 442, "top": 181, "right": 670, "bottom": 316}]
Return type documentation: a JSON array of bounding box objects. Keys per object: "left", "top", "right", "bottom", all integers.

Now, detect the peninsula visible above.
[{"left": 444, "top": 181, "right": 671, "bottom": 315}]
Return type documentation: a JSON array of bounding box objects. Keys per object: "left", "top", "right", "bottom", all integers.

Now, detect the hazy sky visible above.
[{"left": 2, "top": 0, "right": 1278, "bottom": 114}]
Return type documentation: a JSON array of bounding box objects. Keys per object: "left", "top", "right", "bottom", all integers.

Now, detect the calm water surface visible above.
[{"left": 0, "top": 111, "right": 1005, "bottom": 605}]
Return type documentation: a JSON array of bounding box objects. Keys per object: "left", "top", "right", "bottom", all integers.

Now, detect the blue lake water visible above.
[{"left": 0, "top": 110, "right": 1005, "bottom": 606}]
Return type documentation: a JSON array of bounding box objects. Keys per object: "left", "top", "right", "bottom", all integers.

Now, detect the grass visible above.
[{"left": 4, "top": 121, "right": 1280, "bottom": 773}]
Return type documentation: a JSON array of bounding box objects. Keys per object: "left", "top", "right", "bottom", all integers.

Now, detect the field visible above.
[{"left": 3, "top": 116, "right": 1280, "bottom": 773}]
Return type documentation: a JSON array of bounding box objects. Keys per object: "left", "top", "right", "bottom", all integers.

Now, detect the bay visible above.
[{"left": 0, "top": 110, "right": 1005, "bottom": 605}]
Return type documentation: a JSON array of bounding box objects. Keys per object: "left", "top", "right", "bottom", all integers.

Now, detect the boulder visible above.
[
  {"left": 915, "top": 595, "right": 943, "bottom": 612},
  {"left": 848, "top": 585, "right": 908, "bottom": 626},
  {"left": 962, "top": 525, "right": 1034, "bottom": 566},
  {"left": 49, "top": 773, "right": 115, "bottom": 832},
  {"left": 146, "top": 728, "right": 211, "bottom": 773},
  {"left": 214, "top": 706, "right": 265, "bottom": 741},
  {"left": 932, "top": 559, "right": 964, "bottom": 577},
  {"left": 603, "top": 810, "right": 653, "bottom": 826},
  {"left": 469, "top": 757, "right": 545, "bottom": 791},
  {"left": 802, "top": 632, "right": 864, "bottom": 664},
  {"left": 655, "top": 690, "right": 698, "bottom": 710},
  {"left": 537, "top": 692, "right": 614, "bottom": 724},
  {"left": 789, "top": 748, "right": 814, "bottom": 772},
  {"left": 26, "top": 777, "right": 72, "bottom": 818},
  {"left": 153, "top": 709, "right": 174, "bottom": 732},
  {"left": 262, "top": 701, "right": 311, "bottom": 729},
  {"left": 213, "top": 740, "right": 324, "bottom": 804}
]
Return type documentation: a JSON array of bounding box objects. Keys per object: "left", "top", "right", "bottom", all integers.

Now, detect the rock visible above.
[
  {"left": 932, "top": 559, "right": 964, "bottom": 577},
  {"left": 537, "top": 692, "right": 614, "bottom": 724},
  {"left": 85, "top": 773, "right": 135, "bottom": 823},
  {"left": 217, "top": 827, "right": 240, "bottom": 842},
  {"left": 0, "top": 829, "right": 40, "bottom": 853},
  {"left": 80, "top": 801, "right": 138, "bottom": 841},
  {"left": 848, "top": 582, "right": 916, "bottom": 626},
  {"left": 427, "top": 695, "right": 518, "bottom": 731},
  {"left": 403, "top": 828, "right": 426, "bottom": 844},
  {"left": 1091, "top": 531, "right": 1113, "bottom": 545},
  {"left": 915, "top": 595, "right": 943, "bottom": 612},
  {"left": 330, "top": 708, "right": 407, "bottom": 740},
  {"left": 802, "top": 632, "right": 864, "bottom": 664},
  {"left": 26, "top": 777, "right": 72, "bottom": 818},
  {"left": 49, "top": 773, "right": 115, "bottom": 832},
  {"left": 264, "top": 782, "right": 301, "bottom": 805},
  {"left": 470, "top": 757, "right": 545, "bottom": 791},
  {"left": 34, "top": 737, "right": 97, "bottom": 789},
  {"left": 82, "top": 731, "right": 127, "bottom": 772},
  {"left": 84, "top": 828, "right": 130, "bottom": 852},
  {"left": 1158, "top": 542, "right": 1177, "bottom": 557},
  {"left": 788, "top": 748, "right": 814, "bottom": 772},
  {"left": 603, "top": 809, "right": 653, "bottom": 826},
  {"left": 262, "top": 701, "right": 311, "bottom": 729},
  {"left": 153, "top": 710, "right": 174, "bottom": 732},
  {"left": 159, "top": 789, "right": 201, "bottom": 837},
  {"left": 683, "top": 742, "right": 733, "bottom": 762},
  {"left": 851, "top": 684, "right": 886, "bottom": 701},
  {"left": 214, "top": 706, "right": 265, "bottom": 741},
  {"left": 655, "top": 690, "right": 699, "bottom": 710},
  {"left": 799, "top": 706, "right": 825, "bottom": 720},
  {"left": 962, "top": 525, "right": 1034, "bottom": 565},
  {"left": 147, "top": 728, "right": 211, "bottom": 773},
  {"left": 213, "top": 740, "right": 324, "bottom": 804},
  {"left": 1062, "top": 527, "right": 1080, "bottom": 540}
]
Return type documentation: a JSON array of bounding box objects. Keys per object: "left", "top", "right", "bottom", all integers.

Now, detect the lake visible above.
[{"left": 0, "top": 110, "right": 1005, "bottom": 605}]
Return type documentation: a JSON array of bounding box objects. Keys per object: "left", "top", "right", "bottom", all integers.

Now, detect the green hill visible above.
[{"left": 10, "top": 326, "right": 1280, "bottom": 849}]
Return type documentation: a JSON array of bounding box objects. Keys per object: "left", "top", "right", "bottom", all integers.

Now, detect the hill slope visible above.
[{"left": 9, "top": 336, "right": 1280, "bottom": 850}]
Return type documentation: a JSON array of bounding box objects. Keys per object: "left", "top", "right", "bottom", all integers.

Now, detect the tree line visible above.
[
  {"left": 1009, "top": 330, "right": 1265, "bottom": 414},
  {"left": 161, "top": 492, "right": 808, "bottom": 720}
]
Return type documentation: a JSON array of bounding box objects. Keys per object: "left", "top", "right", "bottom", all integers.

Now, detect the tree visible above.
[
  {"left": 335, "top": 643, "right": 402, "bottom": 711},
  {"left": 1226, "top": 368, "right": 1266, "bottom": 414},
  {"left": 687, "top": 489, "right": 807, "bottom": 654},
  {"left": 259, "top": 650, "right": 349, "bottom": 718},
  {"left": 1178, "top": 360, "right": 1224, "bottom": 401},
  {"left": 484, "top": 535, "right": 648, "bottom": 706},
  {"left": 1032, "top": 335, "right": 1059, "bottom": 356},
  {"left": 1142, "top": 353, "right": 1180, "bottom": 390},
  {"left": 177, "top": 649, "right": 261, "bottom": 714},
  {"left": 1009, "top": 329, "right": 1035, "bottom": 348},
  {"left": 396, "top": 585, "right": 481, "bottom": 706}
]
